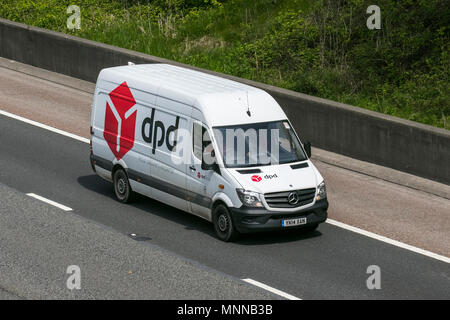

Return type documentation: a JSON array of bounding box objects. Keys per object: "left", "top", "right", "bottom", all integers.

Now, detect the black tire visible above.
[
  {"left": 113, "top": 168, "right": 134, "bottom": 203},
  {"left": 213, "top": 204, "right": 239, "bottom": 242}
]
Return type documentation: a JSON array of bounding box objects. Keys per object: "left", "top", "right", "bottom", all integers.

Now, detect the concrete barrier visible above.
[{"left": 1, "top": 18, "right": 449, "bottom": 184}]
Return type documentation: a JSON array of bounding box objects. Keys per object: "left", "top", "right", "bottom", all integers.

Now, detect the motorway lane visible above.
[
  {"left": 0, "top": 115, "right": 449, "bottom": 299},
  {"left": 2, "top": 64, "right": 449, "bottom": 257},
  {"left": 0, "top": 288, "right": 21, "bottom": 300},
  {"left": 0, "top": 182, "right": 277, "bottom": 299}
]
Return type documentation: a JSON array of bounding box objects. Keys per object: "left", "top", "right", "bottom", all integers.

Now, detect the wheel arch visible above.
[
  {"left": 111, "top": 159, "right": 129, "bottom": 180},
  {"left": 111, "top": 164, "right": 124, "bottom": 179},
  {"left": 211, "top": 192, "right": 234, "bottom": 212}
]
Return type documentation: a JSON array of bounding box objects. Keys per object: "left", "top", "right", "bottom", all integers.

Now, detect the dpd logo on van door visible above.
[{"left": 104, "top": 82, "right": 137, "bottom": 160}]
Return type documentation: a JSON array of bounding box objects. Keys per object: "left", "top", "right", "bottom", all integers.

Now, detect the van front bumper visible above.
[{"left": 230, "top": 199, "right": 328, "bottom": 233}]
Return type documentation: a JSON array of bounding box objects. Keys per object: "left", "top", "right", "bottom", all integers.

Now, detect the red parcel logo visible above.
[
  {"left": 104, "top": 82, "right": 137, "bottom": 160},
  {"left": 251, "top": 175, "right": 262, "bottom": 182}
]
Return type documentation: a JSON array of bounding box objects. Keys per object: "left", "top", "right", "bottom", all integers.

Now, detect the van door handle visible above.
[{"left": 189, "top": 166, "right": 196, "bottom": 172}]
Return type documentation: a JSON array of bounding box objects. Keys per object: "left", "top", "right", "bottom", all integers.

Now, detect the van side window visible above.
[
  {"left": 193, "top": 122, "right": 212, "bottom": 161},
  {"left": 193, "top": 122, "right": 203, "bottom": 160}
]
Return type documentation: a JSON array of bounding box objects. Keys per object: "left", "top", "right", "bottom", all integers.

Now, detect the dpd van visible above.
[{"left": 90, "top": 64, "right": 328, "bottom": 241}]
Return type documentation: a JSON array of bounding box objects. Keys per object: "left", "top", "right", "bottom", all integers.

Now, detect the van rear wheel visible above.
[
  {"left": 113, "top": 168, "right": 133, "bottom": 203},
  {"left": 213, "top": 204, "right": 239, "bottom": 242}
]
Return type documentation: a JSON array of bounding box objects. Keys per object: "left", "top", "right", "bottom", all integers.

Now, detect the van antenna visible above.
[{"left": 246, "top": 91, "right": 251, "bottom": 117}]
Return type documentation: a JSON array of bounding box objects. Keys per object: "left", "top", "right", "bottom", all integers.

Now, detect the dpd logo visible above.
[
  {"left": 104, "top": 82, "right": 137, "bottom": 160},
  {"left": 251, "top": 175, "right": 262, "bottom": 182}
]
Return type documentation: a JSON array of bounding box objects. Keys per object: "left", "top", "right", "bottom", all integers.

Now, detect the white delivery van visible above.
[{"left": 90, "top": 64, "right": 328, "bottom": 241}]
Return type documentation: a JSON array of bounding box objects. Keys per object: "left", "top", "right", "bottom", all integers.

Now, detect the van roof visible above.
[{"left": 99, "top": 64, "right": 286, "bottom": 126}]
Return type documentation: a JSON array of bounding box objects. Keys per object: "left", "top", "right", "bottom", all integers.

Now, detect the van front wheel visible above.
[
  {"left": 113, "top": 168, "right": 133, "bottom": 203},
  {"left": 213, "top": 204, "right": 239, "bottom": 242}
]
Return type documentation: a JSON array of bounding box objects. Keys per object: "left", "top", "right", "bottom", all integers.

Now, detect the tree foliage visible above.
[{"left": 1, "top": 0, "right": 448, "bottom": 128}]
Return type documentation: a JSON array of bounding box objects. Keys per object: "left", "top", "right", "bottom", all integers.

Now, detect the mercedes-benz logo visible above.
[{"left": 287, "top": 192, "right": 299, "bottom": 205}]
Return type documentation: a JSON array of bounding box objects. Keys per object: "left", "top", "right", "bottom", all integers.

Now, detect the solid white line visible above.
[
  {"left": 1, "top": 109, "right": 449, "bottom": 264},
  {"left": 0, "top": 109, "right": 89, "bottom": 144},
  {"left": 326, "top": 219, "right": 450, "bottom": 264},
  {"left": 242, "top": 278, "right": 301, "bottom": 300},
  {"left": 26, "top": 193, "right": 73, "bottom": 211}
]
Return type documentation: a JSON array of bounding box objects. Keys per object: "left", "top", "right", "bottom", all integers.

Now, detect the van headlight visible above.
[
  {"left": 236, "top": 189, "right": 263, "bottom": 207},
  {"left": 316, "top": 181, "right": 327, "bottom": 201}
]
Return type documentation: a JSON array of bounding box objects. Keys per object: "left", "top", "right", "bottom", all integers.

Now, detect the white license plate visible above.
[{"left": 282, "top": 217, "right": 307, "bottom": 227}]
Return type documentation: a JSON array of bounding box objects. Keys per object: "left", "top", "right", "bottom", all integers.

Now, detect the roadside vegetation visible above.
[{"left": 1, "top": 0, "right": 448, "bottom": 129}]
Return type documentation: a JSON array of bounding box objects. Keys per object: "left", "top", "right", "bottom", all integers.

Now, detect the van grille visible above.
[{"left": 264, "top": 188, "right": 316, "bottom": 208}]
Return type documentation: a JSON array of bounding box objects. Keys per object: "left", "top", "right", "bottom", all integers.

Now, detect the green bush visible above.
[{"left": 0, "top": 0, "right": 448, "bottom": 129}]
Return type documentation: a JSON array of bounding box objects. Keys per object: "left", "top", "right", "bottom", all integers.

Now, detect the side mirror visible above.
[
  {"left": 201, "top": 161, "right": 219, "bottom": 173},
  {"left": 304, "top": 141, "right": 312, "bottom": 158},
  {"left": 202, "top": 149, "right": 218, "bottom": 172}
]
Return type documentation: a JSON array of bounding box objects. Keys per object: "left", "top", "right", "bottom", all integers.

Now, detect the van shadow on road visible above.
[{"left": 77, "top": 174, "right": 322, "bottom": 246}]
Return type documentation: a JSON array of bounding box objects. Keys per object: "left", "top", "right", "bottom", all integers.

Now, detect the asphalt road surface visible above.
[
  {"left": 0, "top": 62, "right": 449, "bottom": 299},
  {"left": 0, "top": 181, "right": 276, "bottom": 299},
  {"left": 1, "top": 105, "right": 449, "bottom": 300}
]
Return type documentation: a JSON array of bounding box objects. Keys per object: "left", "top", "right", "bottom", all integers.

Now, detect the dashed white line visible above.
[
  {"left": 242, "top": 278, "right": 301, "bottom": 300},
  {"left": 1, "top": 109, "right": 449, "bottom": 264},
  {"left": 26, "top": 193, "right": 73, "bottom": 212}
]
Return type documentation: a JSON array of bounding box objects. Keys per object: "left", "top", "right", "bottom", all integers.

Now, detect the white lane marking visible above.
[
  {"left": 1, "top": 109, "right": 449, "bottom": 263},
  {"left": 242, "top": 278, "right": 301, "bottom": 300},
  {"left": 326, "top": 219, "right": 450, "bottom": 264},
  {"left": 26, "top": 193, "right": 73, "bottom": 211},
  {"left": 0, "top": 109, "right": 89, "bottom": 144}
]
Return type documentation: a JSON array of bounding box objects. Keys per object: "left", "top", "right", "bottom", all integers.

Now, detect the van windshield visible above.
[{"left": 212, "top": 120, "right": 307, "bottom": 168}]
